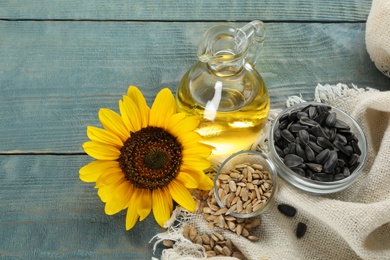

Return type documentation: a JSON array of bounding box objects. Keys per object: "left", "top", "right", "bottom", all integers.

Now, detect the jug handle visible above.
[{"left": 237, "top": 20, "right": 266, "bottom": 65}]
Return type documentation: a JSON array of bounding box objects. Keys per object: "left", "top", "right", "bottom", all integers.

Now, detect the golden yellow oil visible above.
[{"left": 176, "top": 63, "right": 270, "bottom": 155}]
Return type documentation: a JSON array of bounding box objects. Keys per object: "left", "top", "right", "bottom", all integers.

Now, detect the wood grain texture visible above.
[
  {"left": 0, "top": 0, "right": 371, "bottom": 21},
  {"left": 0, "top": 21, "right": 389, "bottom": 153},
  {"left": 0, "top": 155, "right": 163, "bottom": 259}
]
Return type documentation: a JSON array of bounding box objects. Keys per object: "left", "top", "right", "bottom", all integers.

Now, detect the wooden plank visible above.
[
  {"left": 0, "top": 155, "right": 163, "bottom": 259},
  {"left": 0, "top": 21, "right": 389, "bottom": 153},
  {"left": 0, "top": 0, "right": 371, "bottom": 22}
]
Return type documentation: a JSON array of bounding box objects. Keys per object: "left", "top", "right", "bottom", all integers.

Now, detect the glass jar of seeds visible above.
[
  {"left": 269, "top": 102, "right": 368, "bottom": 194},
  {"left": 214, "top": 150, "right": 278, "bottom": 218}
]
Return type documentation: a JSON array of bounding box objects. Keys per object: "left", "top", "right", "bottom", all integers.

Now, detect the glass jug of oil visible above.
[{"left": 176, "top": 21, "right": 270, "bottom": 155}]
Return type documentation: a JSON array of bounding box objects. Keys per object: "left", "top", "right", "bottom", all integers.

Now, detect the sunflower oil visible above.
[{"left": 176, "top": 62, "right": 270, "bottom": 155}]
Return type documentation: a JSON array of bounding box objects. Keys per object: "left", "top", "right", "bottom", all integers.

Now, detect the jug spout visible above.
[
  {"left": 237, "top": 20, "right": 266, "bottom": 65},
  {"left": 196, "top": 20, "right": 266, "bottom": 74}
]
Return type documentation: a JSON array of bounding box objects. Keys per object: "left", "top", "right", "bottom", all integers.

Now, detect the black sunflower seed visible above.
[
  {"left": 284, "top": 154, "right": 304, "bottom": 167},
  {"left": 301, "top": 104, "right": 312, "bottom": 114},
  {"left": 281, "top": 129, "right": 295, "bottom": 143},
  {"left": 311, "top": 125, "right": 329, "bottom": 139},
  {"left": 308, "top": 141, "right": 324, "bottom": 154},
  {"left": 325, "top": 112, "right": 337, "bottom": 126},
  {"left": 337, "top": 159, "right": 345, "bottom": 168},
  {"left": 277, "top": 204, "right": 297, "bottom": 217},
  {"left": 333, "top": 173, "right": 345, "bottom": 181},
  {"left": 296, "top": 111, "right": 308, "bottom": 120},
  {"left": 288, "top": 143, "right": 297, "bottom": 154},
  {"left": 306, "top": 163, "right": 323, "bottom": 173},
  {"left": 334, "top": 141, "right": 351, "bottom": 156},
  {"left": 275, "top": 146, "right": 285, "bottom": 157},
  {"left": 300, "top": 116, "right": 318, "bottom": 127},
  {"left": 315, "top": 149, "right": 330, "bottom": 164},
  {"left": 317, "top": 137, "right": 334, "bottom": 150},
  {"left": 296, "top": 222, "right": 307, "bottom": 238},
  {"left": 296, "top": 143, "right": 306, "bottom": 161},
  {"left": 350, "top": 163, "right": 359, "bottom": 173},
  {"left": 314, "top": 111, "right": 329, "bottom": 125},
  {"left": 349, "top": 153, "right": 360, "bottom": 166},
  {"left": 291, "top": 167, "right": 306, "bottom": 176},
  {"left": 317, "top": 105, "right": 331, "bottom": 113},
  {"left": 324, "top": 151, "right": 338, "bottom": 173},
  {"left": 288, "top": 111, "right": 298, "bottom": 122},
  {"left": 274, "top": 128, "right": 282, "bottom": 141},
  {"left": 279, "top": 119, "right": 290, "bottom": 129},
  {"left": 343, "top": 167, "right": 351, "bottom": 177},
  {"left": 298, "top": 130, "right": 310, "bottom": 145},
  {"left": 279, "top": 113, "right": 289, "bottom": 122},
  {"left": 334, "top": 119, "right": 350, "bottom": 130},
  {"left": 324, "top": 126, "right": 337, "bottom": 141},
  {"left": 305, "top": 145, "right": 316, "bottom": 162},
  {"left": 351, "top": 140, "right": 361, "bottom": 155},
  {"left": 290, "top": 123, "right": 309, "bottom": 133},
  {"left": 308, "top": 106, "right": 317, "bottom": 119},
  {"left": 334, "top": 133, "right": 347, "bottom": 144}
]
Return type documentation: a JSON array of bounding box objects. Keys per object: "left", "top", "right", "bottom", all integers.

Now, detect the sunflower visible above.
[{"left": 79, "top": 86, "right": 214, "bottom": 230}]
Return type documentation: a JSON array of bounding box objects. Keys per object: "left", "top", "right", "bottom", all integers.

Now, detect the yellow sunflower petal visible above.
[
  {"left": 97, "top": 177, "right": 126, "bottom": 202},
  {"left": 87, "top": 126, "right": 123, "bottom": 148},
  {"left": 82, "top": 141, "right": 121, "bottom": 160},
  {"left": 98, "top": 108, "right": 129, "bottom": 142},
  {"left": 119, "top": 99, "right": 133, "bottom": 133},
  {"left": 120, "top": 96, "right": 142, "bottom": 133},
  {"left": 127, "top": 86, "right": 150, "bottom": 129},
  {"left": 165, "top": 113, "right": 186, "bottom": 132},
  {"left": 152, "top": 187, "right": 173, "bottom": 227},
  {"left": 79, "top": 160, "right": 120, "bottom": 182},
  {"left": 176, "top": 171, "right": 199, "bottom": 189},
  {"left": 149, "top": 88, "right": 176, "bottom": 127},
  {"left": 166, "top": 116, "right": 199, "bottom": 137},
  {"left": 182, "top": 155, "right": 212, "bottom": 170},
  {"left": 176, "top": 132, "right": 202, "bottom": 147},
  {"left": 196, "top": 174, "right": 214, "bottom": 190},
  {"left": 125, "top": 192, "right": 140, "bottom": 230},
  {"left": 182, "top": 144, "right": 212, "bottom": 158},
  {"left": 179, "top": 165, "right": 205, "bottom": 183},
  {"left": 95, "top": 167, "right": 124, "bottom": 188},
  {"left": 137, "top": 188, "right": 152, "bottom": 221},
  {"left": 168, "top": 179, "right": 196, "bottom": 212},
  {"left": 179, "top": 165, "right": 213, "bottom": 191},
  {"left": 105, "top": 181, "right": 134, "bottom": 215}
]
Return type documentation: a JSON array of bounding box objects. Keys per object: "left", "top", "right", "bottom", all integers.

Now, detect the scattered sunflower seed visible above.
[
  {"left": 277, "top": 203, "right": 297, "bottom": 217},
  {"left": 296, "top": 222, "right": 307, "bottom": 238},
  {"left": 168, "top": 224, "right": 247, "bottom": 259}
]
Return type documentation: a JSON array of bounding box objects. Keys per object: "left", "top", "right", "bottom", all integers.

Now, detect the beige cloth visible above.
[
  {"left": 366, "top": 0, "right": 390, "bottom": 78},
  {"left": 153, "top": 84, "right": 390, "bottom": 260}
]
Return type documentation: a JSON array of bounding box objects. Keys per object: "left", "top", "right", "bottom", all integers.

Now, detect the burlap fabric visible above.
[
  {"left": 366, "top": 0, "right": 390, "bottom": 77},
  {"left": 153, "top": 84, "right": 390, "bottom": 260}
]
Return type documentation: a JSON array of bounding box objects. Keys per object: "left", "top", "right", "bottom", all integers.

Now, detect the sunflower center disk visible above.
[
  {"left": 144, "top": 149, "right": 169, "bottom": 170},
  {"left": 119, "top": 126, "right": 183, "bottom": 190}
]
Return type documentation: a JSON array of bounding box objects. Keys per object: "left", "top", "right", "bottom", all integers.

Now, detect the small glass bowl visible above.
[
  {"left": 269, "top": 102, "right": 368, "bottom": 194},
  {"left": 214, "top": 150, "right": 278, "bottom": 218}
]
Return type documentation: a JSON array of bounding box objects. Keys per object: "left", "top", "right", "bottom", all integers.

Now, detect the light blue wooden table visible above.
[{"left": 1, "top": 1, "right": 389, "bottom": 259}]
